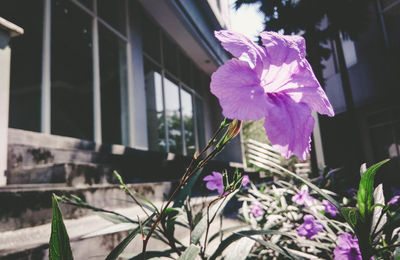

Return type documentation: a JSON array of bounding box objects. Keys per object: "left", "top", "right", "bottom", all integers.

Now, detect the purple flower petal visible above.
[
  {"left": 264, "top": 94, "right": 315, "bottom": 160},
  {"left": 210, "top": 59, "right": 268, "bottom": 121},
  {"left": 203, "top": 172, "right": 224, "bottom": 195},
  {"left": 215, "top": 30, "right": 265, "bottom": 76},
  {"left": 211, "top": 30, "right": 334, "bottom": 160},
  {"left": 242, "top": 175, "right": 250, "bottom": 186}
]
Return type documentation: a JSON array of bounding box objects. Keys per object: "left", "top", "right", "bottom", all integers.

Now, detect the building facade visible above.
[
  {"left": 0, "top": 0, "right": 244, "bottom": 185},
  {"left": 319, "top": 0, "right": 400, "bottom": 186}
]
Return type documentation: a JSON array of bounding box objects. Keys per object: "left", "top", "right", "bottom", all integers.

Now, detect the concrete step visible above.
[
  {"left": 0, "top": 182, "right": 173, "bottom": 232},
  {"left": 0, "top": 196, "right": 242, "bottom": 260},
  {"left": 6, "top": 163, "right": 115, "bottom": 186}
]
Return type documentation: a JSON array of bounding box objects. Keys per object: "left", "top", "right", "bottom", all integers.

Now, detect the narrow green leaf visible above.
[
  {"left": 49, "top": 194, "right": 74, "bottom": 260},
  {"left": 209, "top": 230, "right": 292, "bottom": 260},
  {"left": 178, "top": 245, "right": 200, "bottom": 260},
  {"left": 105, "top": 214, "right": 154, "bottom": 260},
  {"left": 191, "top": 192, "right": 237, "bottom": 245},
  {"left": 208, "top": 225, "right": 246, "bottom": 243},
  {"left": 357, "top": 159, "right": 389, "bottom": 222},
  {"left": 224, "top": 237, "right": 255, "bottom": 260},
  {"left": 173, "top": 169, "right": 203, "bottom": 208},
  {"left": 237, "top": 234, "right": 297, "bottom": 260},
  {"left": 123, "top": 247, "right": 185, "bottom": 259}
]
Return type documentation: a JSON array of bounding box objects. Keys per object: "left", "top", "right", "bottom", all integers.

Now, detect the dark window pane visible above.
[
  {"left": 144, "top": 59, "right": 166, "bottom": 152},
  {"left": 77, "top": 0, "right": 92, "bottom": 10},
  {"left": 99, "top": 25, "right": 125, "bottom": 145},
  {"left": 142, "top": 15, "right": 161, "bottom": 62},
  {"left": 181, "top": 89, "right": 195, "bottom": 155},
  {"left": 195, "top": 96, "right": 206, "bottom": 149},
  {"left": 164, "top": 77, "right": 182, "bottom": 154},
  {"left": 98, "top": 0, "right": 124, "bottom": 34},
  {"left": 162, "top": 34, "right": 178, "bottom": 76},
  {"left": 51, "top": 0, "right": 93, "bottom": 140},
  {"left": 383, "top": 3, "right": 400, "bottom": 48},
  {"left": 1, "top": 0, "right": 42, "bottom": 132},
  {"left": 179, "top": 51, "right": 192, "bottom": 86}
]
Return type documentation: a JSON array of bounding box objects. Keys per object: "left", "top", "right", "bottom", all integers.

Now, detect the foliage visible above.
[{"left": 49, "top": 194, "right": 73, "bottom": 260}]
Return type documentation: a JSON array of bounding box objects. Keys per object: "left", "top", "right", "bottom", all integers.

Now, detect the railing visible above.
[{"left": 245, "top": 139, "right": 311, "bottom": 176}]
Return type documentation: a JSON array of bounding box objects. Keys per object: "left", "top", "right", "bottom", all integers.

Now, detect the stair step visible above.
[
  {"left": 0, "top": 196, "right": 240, "bottom": 260},
  {"left": 6, "top": 163, "right": 114, "bottom": 186},
  {"left": 0, "top": 182, "right": 173, "bottom": 232}
]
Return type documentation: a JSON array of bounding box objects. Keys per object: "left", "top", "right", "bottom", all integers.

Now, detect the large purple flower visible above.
[
  {"left": 203, "top": 171, "right": 224, "bottom": 195},
  {"left": 297, "top": 214, "right": 323, "bottom": 240},
  {"left": 211, "top": 30, "right": 334, "bottom": 160},
  {"left": 334, "top": 233, "right": 362, "bottom": 260}
]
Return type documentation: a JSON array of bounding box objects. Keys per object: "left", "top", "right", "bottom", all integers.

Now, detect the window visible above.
[
  {"left": 143, "top": 15, "right": 206, "bottom": 155},
  {"left": 380, "top": 0, "right": 400, "bottom": 48},
  {"left": 51, "top": 0, "right": 93, "bottom": 140},
  {"left": 3, "top": 0, "right": 129, "bottom": 144},
  {"left": 99, "top": 24, "right": 126, "bottom": 145},
  {"left": 1, "top": 0, "right": 43, "bottom": 132}
]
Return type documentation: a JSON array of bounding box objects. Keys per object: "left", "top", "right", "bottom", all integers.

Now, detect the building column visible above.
[
  {"left": 41, "top": 0, "right": 51, "bottom": 134},
  {"left": 0, "top": 18, "right": 23, "bottom": 185},
  {"left": 123, "top": 0, "right": 149, "bottom": 150},
  {"left": 312, "top": 111, "right": 326, "bottom": 170}
]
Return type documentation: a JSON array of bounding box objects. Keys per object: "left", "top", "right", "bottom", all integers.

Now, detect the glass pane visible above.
[
  {"left": 99, "top": 25, "right": 125, "bottom": 145},
  {"left": 1, "top": 0, "right": 42, "bottom": 132},
  {"left": 52, "top": 0, "right": 93, "bottom": 140},
  {"left": 162, "top": 34, "right": 178, "bottom": 77},
  {"left": 164, "top": 77, "right": 182, "bottom": 154},
  {"left": 383, "top": 2, "right": 400, "bottom": 48},
  {"left": 370, "top": 125, "right": 395, "bottom": 161},
  {"left": 77, "top": 0, "right": 92, "bottom": 10},
  {"left": 181, "top": 89, "right": 195, "bottom": 155},
  {"left": 179, "top": 51, "right": 192, "bottom": 86},
  {"left": 195, "top": 96, "right": 206, "bottom": 149},
  {"left": 142, "top": 15, "right": 161, "bottom": 62},
  {"left": 98, "top": 0, "right": 124, "bottom": 34},
  {"left": 144, "top": 59, "right": 166, "bottom": 152}
]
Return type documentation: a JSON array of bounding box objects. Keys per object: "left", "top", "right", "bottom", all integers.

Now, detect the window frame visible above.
[{"left": 142, "top": 27, "right": 205, "bottom": 156}]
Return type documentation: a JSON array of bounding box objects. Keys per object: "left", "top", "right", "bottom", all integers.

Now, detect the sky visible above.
[{"left": 228, "top": 0, "right": 265, "bottom": 41}]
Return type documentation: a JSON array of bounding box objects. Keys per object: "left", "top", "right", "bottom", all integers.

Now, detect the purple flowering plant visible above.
[
  {"left": 47, "top": 28, "right": 400, "bottom": 260},
  {"left": 297, "top": 214, "right": 324, "bottom": 239}
]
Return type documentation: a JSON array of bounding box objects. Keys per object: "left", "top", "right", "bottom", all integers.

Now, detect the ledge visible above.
[{"left": 0, "top": 17, "right": 23, "bottom": 37}]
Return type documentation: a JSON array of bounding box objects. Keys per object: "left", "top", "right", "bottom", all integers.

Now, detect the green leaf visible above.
[
  {"left": 224, "top": 237, "right": 255, "bottom": 260},
  {"left": 209, "top": 230, "right": 293, "bottom": 260},
  {"left": 178, "top": 245, "right": 200, "bottom": 260},
  {"left": 357, "top": 159, "right": 389, "bottom": 222},
  {"left": 208, "top": 225, "right": 246, "bottom": 243},
  {"left": 173, "top": 169, "right": 203, "bottom": 208},
  {"left": 123, "top": 247, "right": 185, "bottom": 259},
  {"left": 341, "top": 207, "right": 360, "bottom": 231},
  {"left": 105, "top": 214, "right": 154, "bottom": 260},
  {"left": 191, "top": 192, "right": 237, "bottom": 245},
  {"left": 49, "top": 194, "right": 74, "bottom": 260}
]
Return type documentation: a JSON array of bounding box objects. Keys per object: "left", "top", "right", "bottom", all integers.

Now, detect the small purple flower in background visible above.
[
  {"left": 210, "top": 30, "right": 334, "bottom": 160},
  {"left": 292, "top": 186, "right": 314, "bottom": 206},
  {"left": 346, "top": 188, "right": 357, "bottom": 197},
  {"left": 388, "top": 195, "right": 400, "bottom": 206},
  {"left": 323, "top": 199, "right": 338, "bottom": 217},
  {"left": 242, "top": 175, "right": 250, "bottom": 186},
  {"left": 250, "top": 203, "right": 264, "bottom": 218},
  {"left": 391, "top": 187, "right": 400, "bottom": 195},
  {"left": 203, "top": 171, "right": 224, "bottom": 195},
  {"left": 334, "top": 233, "right": 363, "bottom": 260},
  {"left": 297, "top": 214, "right": 323, "bottom": 240}
]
